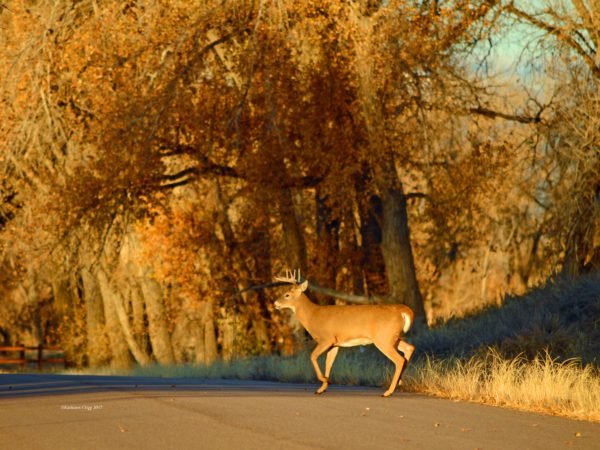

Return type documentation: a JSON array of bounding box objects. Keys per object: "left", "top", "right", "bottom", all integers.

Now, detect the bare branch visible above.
[
  {"left": 230, "top": 280, "right": 384, "bottom": 305},
  {"left": 307, "top": 283, "right": 383, "bottom": 305},
  {"left": 162, "top": 167, "right": 198, "bottom": 181},
  {"left": 406, "top": 192, "right": 427, "bottom": 200},
  {"left": 505, "top": 4, "right": 600, "bottom": 79},
  {"left": 235, "top": 281, "right": 290, "bottom": 293},
  {"left": 469, "top": 106, "right": 543, "bottom": 124},
  {"left": 159, "top": 178, "right": 196, "bottom": 190},
  {"left": 159, "top": 143, "right": 323, "bottom": 188}
]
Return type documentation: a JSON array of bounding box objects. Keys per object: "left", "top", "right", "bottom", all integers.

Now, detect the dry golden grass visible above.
[{"left": 405, "top": 349, "right": 600, "bottom": 422}]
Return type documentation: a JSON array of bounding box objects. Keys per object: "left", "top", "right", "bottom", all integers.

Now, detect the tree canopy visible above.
[{"left": 1, "top": 0, "right": 598, "bottom": 367}]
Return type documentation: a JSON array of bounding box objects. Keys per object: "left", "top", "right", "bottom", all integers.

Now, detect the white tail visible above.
[
  {"left": 274, "top": 269, "right": 415, "bottom": 397},
  {"left": 402, "top": 312, "right": 412, "bottom": 333}
]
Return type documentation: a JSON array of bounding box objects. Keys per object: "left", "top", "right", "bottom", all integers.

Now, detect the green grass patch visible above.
[{"left": 129, "top": 347, "right": 391, "bottom": 388}]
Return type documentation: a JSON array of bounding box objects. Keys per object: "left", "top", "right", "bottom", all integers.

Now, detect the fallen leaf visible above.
[{"left": 574, "top": 432, "right": 582, "bottom": 438}]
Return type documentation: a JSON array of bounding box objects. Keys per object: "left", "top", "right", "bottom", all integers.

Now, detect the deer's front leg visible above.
[
  {"left": 310, "top": 341, "right": 333, "bottom": 394},
  {"left": 315, "top": 346, "right": 339, "bottom": 394}
]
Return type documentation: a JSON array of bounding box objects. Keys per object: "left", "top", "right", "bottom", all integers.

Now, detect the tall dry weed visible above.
[{"left": 407, "top": 349, "right": 600, "bottom": 422}]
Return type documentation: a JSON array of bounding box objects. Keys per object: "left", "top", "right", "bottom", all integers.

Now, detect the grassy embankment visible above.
[{"left": 115, "top": 274, "right": 600, "bottom": 421}]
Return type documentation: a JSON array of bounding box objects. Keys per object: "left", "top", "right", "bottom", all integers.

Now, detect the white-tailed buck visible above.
[{"left": 274, "top": 269, "right": 415, "bottom": 397}]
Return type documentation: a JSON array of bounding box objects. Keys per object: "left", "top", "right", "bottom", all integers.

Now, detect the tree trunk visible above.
[
  {"left": 125, "top": 233, "right": 174, "bottom": 364},
  {"left": 95, "top": 271, "right": 133, "bottom": 369},
  {"left": 96, "top": 268, "right": 140, "bottom": 368},
  {"left": 172, "top": 298, "right": 217, "bottom": 364},
  {"left": 51, "top": 278, "right": 79, "bottom": 367},
  {"left": 248, "top": 228, "right": 273, "bottom": 354},
  {"left": 202, "top": 299, "right": 217, "bottom": 364},
  {"left": 138, "top": 276, "right": 175, "bottom": 365},
  {"left": 373, "top": 156, "right": 426, "bottom": 321},
  {"left": 278, "top": 187, "right": 308, "bottom": 272},
  {"left": 81, "top": 268, "right": 110, "bottom": 367},
  {"left": 214, "top": 180, "right": 273, "bottom": 354},
  {"left": 379, "top": 185, "right": 426, "bottom": 319},
  {"left": 248, "top": 293, "right": 271, "bottom": 354},
  {"left": 315, "top": 193, "right": 339, "bottom": 304},
  {"left": 360, "top": 194, "right": 387, "bottom": 297},
  {"left": 219, "top": 310, "right": 236, "bottom": 361},
  {"left": 562, "top": 189, "right": 600, "bottom": 276},
  {"left": 172, "top": 313, "right": 201, "bottom": 364},
  {"left": 129, "top": 282, "right": 148, "bottom": 353}
]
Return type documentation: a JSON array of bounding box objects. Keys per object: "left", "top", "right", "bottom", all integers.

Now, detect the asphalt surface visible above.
[{"left": 1, "top": 374, "right": 598, "bottom": 450}]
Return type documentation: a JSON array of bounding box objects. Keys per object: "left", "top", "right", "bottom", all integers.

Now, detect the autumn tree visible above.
[
  {"left": 1, "top": 0, "right": 581, "bottom": 366},
  {"left": 495, "top": 0, "right": 600, "bottom": 275}
]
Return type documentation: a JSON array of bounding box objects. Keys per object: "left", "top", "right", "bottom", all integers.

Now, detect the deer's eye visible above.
[{"left": 285, "top": 294, "right": 290, "bottom": 298}]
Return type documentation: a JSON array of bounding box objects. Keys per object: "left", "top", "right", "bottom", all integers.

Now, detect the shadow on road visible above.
[{"left": 0, "top": 373, "right": 385, "bottom": 399}]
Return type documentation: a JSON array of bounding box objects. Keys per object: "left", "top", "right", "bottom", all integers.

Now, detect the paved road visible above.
[{"left": 1, "top": 374, "right": 598, "bottom": 450}]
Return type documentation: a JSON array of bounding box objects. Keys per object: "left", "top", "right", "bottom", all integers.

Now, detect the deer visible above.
[{"left": 274, "top": 269, "right": 415, "bottom": 397}]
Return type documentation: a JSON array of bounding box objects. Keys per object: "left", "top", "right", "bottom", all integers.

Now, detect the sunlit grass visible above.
[{"left": 404, "top": 349, "right": 600, "bottom": 422}]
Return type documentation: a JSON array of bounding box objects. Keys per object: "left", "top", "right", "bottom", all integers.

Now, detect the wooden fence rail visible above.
[{"left": 0, "top": 345, "right": 65, "bottom": 371}]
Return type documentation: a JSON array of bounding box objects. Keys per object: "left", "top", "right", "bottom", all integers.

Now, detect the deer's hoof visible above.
[{"left": 315, "top": 384, "right": 328, "bottom": 395}]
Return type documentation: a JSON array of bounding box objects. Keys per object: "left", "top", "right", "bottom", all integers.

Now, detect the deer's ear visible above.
[{"left": 299, "top": 280, "right": 308, "bottom": 292}]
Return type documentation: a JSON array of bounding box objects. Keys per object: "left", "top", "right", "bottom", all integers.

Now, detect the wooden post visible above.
[
  {"left": 19, "top": 345, "right": 25, "bottom": 371},
  {"left": 37, "top": 344, "right": 43, "bottom": 371}
]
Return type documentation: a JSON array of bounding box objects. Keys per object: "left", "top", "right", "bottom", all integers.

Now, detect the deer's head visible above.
[{"left": 274, "top": 269, "right": 308, "bottom": 313}]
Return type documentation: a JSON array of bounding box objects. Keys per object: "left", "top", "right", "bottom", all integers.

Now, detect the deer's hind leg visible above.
[
  {"left": 374, "top": 339, "right": 406, "bottom": 397},
  {"left": 397, "top": 340, "right": 415, "bottom": 386}
]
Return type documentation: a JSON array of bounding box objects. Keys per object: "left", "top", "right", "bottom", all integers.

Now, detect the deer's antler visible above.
[{"left": 274, "top": 268, "right": 302, "bottom": 284}]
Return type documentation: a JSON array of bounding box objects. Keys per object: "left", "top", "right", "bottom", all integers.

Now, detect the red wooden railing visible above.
[{"left": 0, "top": 345, "right": 65, "bottom": 371}]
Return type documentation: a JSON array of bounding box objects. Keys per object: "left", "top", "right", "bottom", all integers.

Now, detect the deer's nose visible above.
[{"left": 274, "top": 301, "right": 281, "bottom": 310}]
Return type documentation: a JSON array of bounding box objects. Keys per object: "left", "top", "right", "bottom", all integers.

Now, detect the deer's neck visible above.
[{"left": 294, "top": 294, "right": 319, "bottom": 329}]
